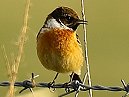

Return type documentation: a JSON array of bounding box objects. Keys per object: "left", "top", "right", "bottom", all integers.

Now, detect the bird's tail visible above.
[{"left": 72, "top": 73, "right": 82, "bottom": 83}]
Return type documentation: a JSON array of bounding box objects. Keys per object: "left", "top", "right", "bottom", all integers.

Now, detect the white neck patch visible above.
[{"left": 44, "top": 18, "right": 72, "bottom": 30}]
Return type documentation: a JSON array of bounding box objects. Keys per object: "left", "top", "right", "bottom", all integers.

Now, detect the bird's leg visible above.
[
  {"left": 63, "top": 72, "right": 74, "bottom": 85},
  {"left": 63, "top": 72, "right": 74, "bottom": 92},
  {"left": 69, "top": 72, "right": 74, "bottom": 83},
  {"left": 48, "top": 73, "right": 59, "bottom": 87},
  {"left": 52, "top": 73, "right": 59, "bottom": 84}
]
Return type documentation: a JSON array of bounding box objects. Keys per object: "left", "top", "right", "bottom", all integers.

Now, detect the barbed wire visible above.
[{"left": 0, "top": 73, "right": 129, "bottom": 97}]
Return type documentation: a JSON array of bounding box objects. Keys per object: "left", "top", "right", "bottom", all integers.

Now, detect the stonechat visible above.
[{"left": 37, "top": 6, "right": 87, "bottom": 83}]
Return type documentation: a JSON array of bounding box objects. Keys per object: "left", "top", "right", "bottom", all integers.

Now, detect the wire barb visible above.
[
  {"left": 121, "top": 80, "right": 129, "bottom": 97},
  {"left": 19, "top": 73, "right": 37, "bottom": 93},
  {"left": 19, "top": 80, "right": 32, "bottom": 93}
]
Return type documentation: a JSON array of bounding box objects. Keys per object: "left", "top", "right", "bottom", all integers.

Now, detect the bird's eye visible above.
[
  {"left": 66, "top": 15, "right": 74, "bottom": 22},
  {"left": 66, "top": 15, "right": 71, "bottom": 20},
  {"left": 62, "top": 14, "right": 73, "bottom": 21}
]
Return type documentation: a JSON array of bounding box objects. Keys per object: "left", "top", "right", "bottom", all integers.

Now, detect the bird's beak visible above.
[{"left": 77, "top": 19, "right": 88, "bottom": 25}]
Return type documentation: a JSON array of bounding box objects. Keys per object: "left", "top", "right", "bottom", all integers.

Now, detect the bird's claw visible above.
[{"left": 48, "top": 80, "right": 56, "bottom": 92}]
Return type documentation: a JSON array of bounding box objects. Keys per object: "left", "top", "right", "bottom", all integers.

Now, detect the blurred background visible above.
[{"left": 0, "top": 0, "right": 129, "bottom": 97}]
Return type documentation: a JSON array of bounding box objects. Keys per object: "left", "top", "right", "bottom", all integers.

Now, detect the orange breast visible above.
[{"left": 37, "top": 28, "right": 83, "bottom": 74}]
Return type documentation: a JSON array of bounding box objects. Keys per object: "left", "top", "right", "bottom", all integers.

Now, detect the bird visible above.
[{"left": 37, "top": 6, "right": 87, "bottom": 84}]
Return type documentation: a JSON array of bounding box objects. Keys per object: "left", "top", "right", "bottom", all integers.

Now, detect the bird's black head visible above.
[{"left": 47, "top": 6, "right": 87, "bottom": 31}]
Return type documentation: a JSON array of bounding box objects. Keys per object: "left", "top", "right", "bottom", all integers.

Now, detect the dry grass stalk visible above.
[
  {"left": 4, "top": 0, "right": 31, "bottom": 97},
  {"left": 81, "top": 0, "right": 93, "bottom": 97}
]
